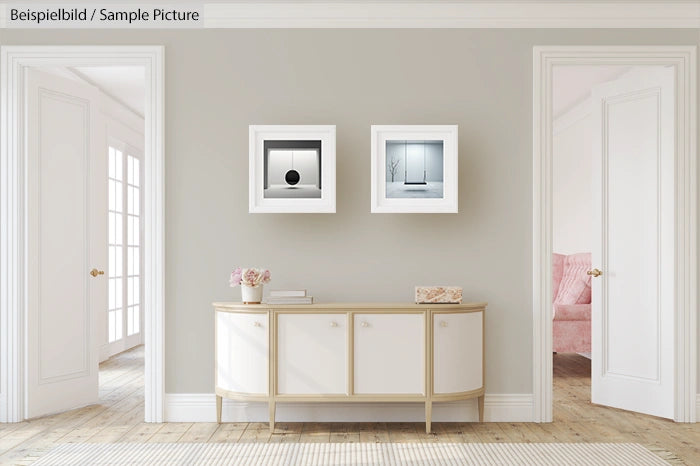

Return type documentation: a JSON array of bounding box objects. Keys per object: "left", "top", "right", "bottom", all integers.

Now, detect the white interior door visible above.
[
  {"left": 590, "top": 66, "right": 674, "bottom": 419},
  {"left": 26, "top": 69, "right": 104, "bottom": 418}
]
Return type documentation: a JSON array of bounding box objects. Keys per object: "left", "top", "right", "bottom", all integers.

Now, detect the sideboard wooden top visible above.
[{"left": 213, "top": 302, "right": 487, "bottom": 311}]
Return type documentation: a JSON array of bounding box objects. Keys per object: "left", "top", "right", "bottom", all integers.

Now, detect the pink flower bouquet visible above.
[{"left": 229, "top": 267, "right": 271, "bottom": 288}]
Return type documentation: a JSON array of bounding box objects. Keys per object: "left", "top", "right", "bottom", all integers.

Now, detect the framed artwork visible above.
[
  {"left": 249, "top": 125, "right": 336, "bottom": 213},
  {"left": 371, "top": 125, "right": 458, "bottom": 213}
]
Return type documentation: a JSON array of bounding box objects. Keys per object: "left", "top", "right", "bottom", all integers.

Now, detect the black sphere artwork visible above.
[{"left": 285, "top": 169, "right": 300, "bottom": 186}]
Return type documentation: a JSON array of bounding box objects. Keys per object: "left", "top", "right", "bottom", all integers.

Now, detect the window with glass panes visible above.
[{"left": 108, "top": 145, "right": 142, "bottom": 343}]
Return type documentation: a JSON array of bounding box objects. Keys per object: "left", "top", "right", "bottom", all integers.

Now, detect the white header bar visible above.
[
  {"left": 1, "top": 2, "right": 699, "bottom": 29},
  {"left": 3, "top": 4, "right": 202, "bottom": 28}
]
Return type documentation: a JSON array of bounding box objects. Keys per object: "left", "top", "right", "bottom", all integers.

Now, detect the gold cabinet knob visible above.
[
  {"left": 329, "top": 321, "right": 338, "bottom": 328},
  {"left": 587, "top": 268, "right": 603, "bottom": 277},
  {"left": 361, "top": 321, "right": 369, "bottom": 328},
  {"left": 440, "top": 321, "right": 448, "bottom": 327},
  {"left": 90, "top": 268, "right": 105, "bottom": 277}
]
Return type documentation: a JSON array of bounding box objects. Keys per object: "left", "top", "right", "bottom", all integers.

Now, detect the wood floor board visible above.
[
  {"left": 498, "top": 423, "right": 534, "bottom": 443},
  {"left": 471, "top": 422, "right": 510, "bottom": 443},
  {"left": 147, "top": 423, "right": 193, "bottom": 443},
  {"left": 358, "top": 422, "right": 390, "bottom": 443},
  {"left": 208, "top": 423, "right": 247, "bottom": 443},
  {"left": 269, "top": 422, "right": 302, "bottom": 443},
  {"left": 117, "top": 423, "right": 162, "bottom": 443},
  {"left": 299, "top": 422, "right": 332, "bottom": 443},
  {"left": 239, "top": 422, "right": 272, "bottom": 443},
  {"left": 329, "top": 422, "right": 360, "bottom": 443},
  {"left": 179, "top": 423, "right": 219, "bottom": 443},
  {"left": 1, "top": 347, "right": 698, "bottom": 465},
  {"left": 386, "top": 422, "right": 420, "bottom": 443}
]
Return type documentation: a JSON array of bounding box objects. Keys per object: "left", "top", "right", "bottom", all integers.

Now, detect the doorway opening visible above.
[
  {"left": 532, "top": 46, "right": 697, "bottom": 423},
  {"left": 551, "top": 64, "right": 653, "bottom": 416},
  {"left": 29, "top": 64, "right": 145, "bottom": 419},
  {"left": 0, "top": 46, "right": 164, "bottom": 423}
]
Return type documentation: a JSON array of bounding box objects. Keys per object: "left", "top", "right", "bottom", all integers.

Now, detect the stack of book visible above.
[{"left": 263, "top": 290, "right": 314, "bottom": 305}]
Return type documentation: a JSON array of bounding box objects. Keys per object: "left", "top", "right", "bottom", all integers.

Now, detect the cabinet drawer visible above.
[
  {"left": 433, "top": 311, "right": 483, "bottom": 394},
  {"left": 278, "top": 314, "right": 347, "bottom": 395},
  {"left": 216, "top": 312, "right": 268, "bottom": 395},
  {"left": 354, "top": 313, "right": 424, "bottom": 395}
]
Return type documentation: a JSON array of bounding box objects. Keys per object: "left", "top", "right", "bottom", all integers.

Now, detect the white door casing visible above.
[
  {"left": 532, "top": 46, "right": 696, "bottom": 423},
  {"left": 590, "top": 67, "right": 674, "bottom": 418},
  {"left": 277, "top": 314, "right": 347, "bottom": 395},
  {"left": 353, "top": 313, "right": 424, "bottom": 395},
  {"left": 25, "top": 69, "right": 102, "bottom": 418},
  {"left": 0, "top": 46, "right": 164, "bottom": 423}
]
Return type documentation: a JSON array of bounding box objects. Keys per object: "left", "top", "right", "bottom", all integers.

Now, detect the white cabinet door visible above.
[
  {"left": 433, "top": 312, "right": 483, "bottom": 394},
  {"left": 278, "top": 314, "right": 346, "bottom": 395},
  {"left": 216, "top": 312, "right": 268, "bottom": 394},
  {"left": 354, "top": 313, "right": 424, "bottom": 394}
]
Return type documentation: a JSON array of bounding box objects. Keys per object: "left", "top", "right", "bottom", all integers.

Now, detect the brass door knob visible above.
[
  {"left": 90, "top": 268, "right": 105, "bottom": 277},
  {"left": 587, "top": 268, "right": 603, "bottom": 277}
]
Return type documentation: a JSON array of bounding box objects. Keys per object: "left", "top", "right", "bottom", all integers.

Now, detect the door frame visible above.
[
  {"left": 532, "top": 46, "right": 697, "bottom": 422},
  {"left": 0, "top": 46, "right": 165, "bottom": 423}
]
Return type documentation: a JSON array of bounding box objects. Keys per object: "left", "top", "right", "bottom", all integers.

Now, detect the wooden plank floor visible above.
[{"left": 0, "top": 348, "right": 698, "bottom": 464}]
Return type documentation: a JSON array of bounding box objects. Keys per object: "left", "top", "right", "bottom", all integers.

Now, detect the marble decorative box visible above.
[{"left": 415, "top": 286, "right": 463, "bottom": 304}]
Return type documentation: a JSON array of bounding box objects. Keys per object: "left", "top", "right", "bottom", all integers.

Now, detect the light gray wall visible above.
[{"left": 1, "top": 29, "right": 698, "bottom": 396}]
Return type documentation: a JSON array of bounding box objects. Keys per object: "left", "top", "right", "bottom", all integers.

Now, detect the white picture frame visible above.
[
  {"left": 249, "top": 125, "right": 336, "bottom": 213},
  {"left": 371, "top": 125, "right": 458, "bottom": 213}
]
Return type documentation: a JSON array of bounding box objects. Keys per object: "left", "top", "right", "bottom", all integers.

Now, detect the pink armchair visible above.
[{"left": 552, "top": 253, "right": 592, "bottom": 353}]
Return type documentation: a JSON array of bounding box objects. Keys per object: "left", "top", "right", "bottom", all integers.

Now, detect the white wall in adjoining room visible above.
[
  {"left": 552, "top": 102, "right": 593, "bottom": 256},
  {"left": 552, "top": 65, "right": 634, "bottom": 256}
]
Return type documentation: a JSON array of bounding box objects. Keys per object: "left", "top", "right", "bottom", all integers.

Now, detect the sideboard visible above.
[{"left": 213, "top": 302, "right": 486, "bottom": 433}]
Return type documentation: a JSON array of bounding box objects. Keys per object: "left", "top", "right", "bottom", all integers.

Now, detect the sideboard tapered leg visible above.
[
  {"left": 478, "top": 395, "right": 484, "bottom": 422},
  {"left": 216, "top": 395, "right": 222, "bottom": 423},
  {"left": 425, "top": 400, "right": 432, "bottom": 434},
  {"left": 269, "top": 400, "right": 276, "bottom": 432}
]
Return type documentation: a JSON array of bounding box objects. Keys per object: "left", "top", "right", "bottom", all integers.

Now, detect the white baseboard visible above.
[
  {"left": 696, "top": 394, "right": 700, "bottom": 422},
  {"left": 164, "top": 393, "right": 534, "bottom": 423}
]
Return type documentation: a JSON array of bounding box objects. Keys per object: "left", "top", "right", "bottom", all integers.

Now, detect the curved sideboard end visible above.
[{"left": 213, "top": 302, "right": 486, "bottom": 433}]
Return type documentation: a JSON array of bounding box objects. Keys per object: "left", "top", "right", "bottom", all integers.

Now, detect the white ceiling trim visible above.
[
  {"left": 202, "top": 2, "right": 700, "bottom": 29},
  {"left": 1, "top": 2, "right": 699, "bottom": 29}
]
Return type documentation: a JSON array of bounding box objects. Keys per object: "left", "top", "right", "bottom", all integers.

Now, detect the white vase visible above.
[{"left": 241, "top": 285, "right": 263, "bottom": 304}]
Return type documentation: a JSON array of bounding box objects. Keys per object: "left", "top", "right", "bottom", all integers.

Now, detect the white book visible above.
[
  {"left": 268, "top": 290, "right": 307, "bottom": 297},
  {"left": 265, "top": 296, "right": 313, "bottom": 301},
  {"left": 264, "top": 296, "right": 314, "bottom": 304}
]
